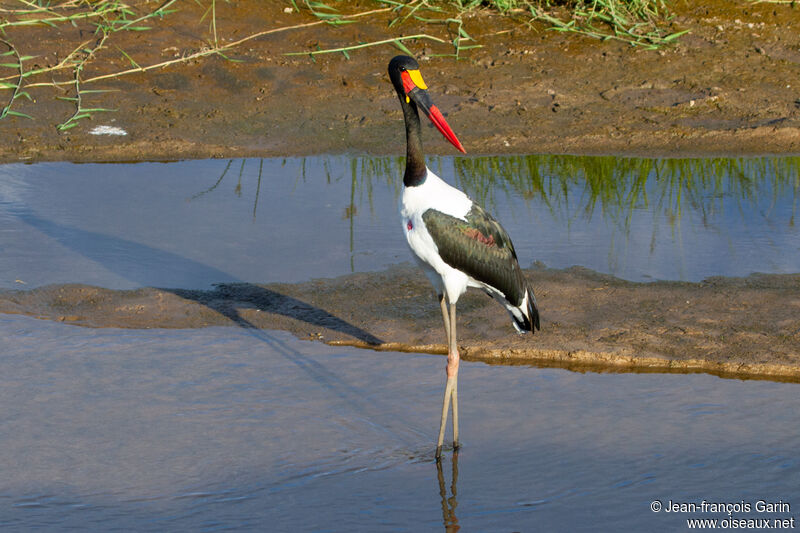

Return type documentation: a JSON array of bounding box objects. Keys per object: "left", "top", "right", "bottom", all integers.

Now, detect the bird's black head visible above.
[
  {"left": 387, "top": 55, "right": 421, "bottom": 98},
  {"left": 386, "top": 55, "right": 465, "bottom": 154}
]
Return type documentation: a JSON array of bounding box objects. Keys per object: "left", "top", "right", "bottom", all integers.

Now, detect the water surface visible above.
[
  {"left": 0, "top": 155, "right": 797, "bottom": 289},
  {"left": 1, "top": 155, "right": 798, "bottom": 530},
  {"left": 0, "top": 314, "right": 797, "bottom": 531}
]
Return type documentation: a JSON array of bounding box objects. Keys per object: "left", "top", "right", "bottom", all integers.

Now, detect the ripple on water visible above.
[{"left": 0, "top": 315, "right": 797, "bottom": 530}]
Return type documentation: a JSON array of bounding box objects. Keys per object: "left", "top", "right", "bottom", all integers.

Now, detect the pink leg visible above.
[
  {"left": 449, "top": 302, "right": 459, "bottom": 450},
  {"left": 436, "top": 301, "right": 460, "bottom": 459}
]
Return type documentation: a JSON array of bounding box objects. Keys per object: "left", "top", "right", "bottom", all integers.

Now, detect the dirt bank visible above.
[
  {"left": 2, "top": 265, "right": 799, "bottom": 381},
  {"left": 1, "top": 0, "right": 800, "bottom": 162}
]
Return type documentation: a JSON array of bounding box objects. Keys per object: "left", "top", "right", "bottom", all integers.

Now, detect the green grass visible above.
[
  {"left": 0, "top": 0, "right": 689, "bottom": 127},
  {"left": 523, "top": 0, "right": 689, "bottom": 48},
  {"left": 288, "top": 0, "right": 688, "bottom": 59},
  {"left": 429, "top": 0, "right": 689, "bottom": 49},
  {"left": 0, "top": 0, "right": 180, "bottom": 128},
  {"left": 0, "top": 0, "right": 395, "bottom": 126}
]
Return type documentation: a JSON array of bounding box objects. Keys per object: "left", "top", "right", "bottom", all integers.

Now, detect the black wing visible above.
[{"left": 422, "top": 204, "right": 527, "bottom": 306}]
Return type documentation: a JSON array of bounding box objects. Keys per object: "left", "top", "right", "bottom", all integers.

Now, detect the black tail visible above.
[
  {"left": 527, "top": 285, "right": 541, "bottom": 333},
  {"left": 510, "top": 285, "right": 540, "bottom": 333}
]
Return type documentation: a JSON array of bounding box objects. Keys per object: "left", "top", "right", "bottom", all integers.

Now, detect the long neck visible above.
[{"left": 401, "top": 98, "right": 427, "bottom": 187}]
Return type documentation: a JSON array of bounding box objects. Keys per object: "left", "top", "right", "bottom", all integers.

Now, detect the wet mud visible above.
[
  {"left": 3, "top": 265, "right": 799, "bottom": 381},
  {"left": 2, "top": 0, "right": 800, "bottom": 162}
]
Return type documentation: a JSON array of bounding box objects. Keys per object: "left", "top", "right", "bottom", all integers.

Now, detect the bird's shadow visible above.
[
  {"left": 9, "top": 205, "right": 382, "bottom": 345},
  {"left": 170, "top": 283, "right": 382, "bottom": 345},
  {"left": 5, "top": 202, "right": 417, "bottom": 449}
]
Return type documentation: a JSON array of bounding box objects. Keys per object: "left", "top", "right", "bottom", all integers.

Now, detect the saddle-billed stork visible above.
[{"left": 387, "top": 55, "right": 540, "bottom": 459}]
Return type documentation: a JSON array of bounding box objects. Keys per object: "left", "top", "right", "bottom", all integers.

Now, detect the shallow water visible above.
[
  {"left": 0, "top": 155, "right": 798, "bottom": 290},
  {"left": 1, "top": 156, "right": 798, "bottom": 530},
  {"left": 1, "top": 314, "right": 797, "bottom": 531}
]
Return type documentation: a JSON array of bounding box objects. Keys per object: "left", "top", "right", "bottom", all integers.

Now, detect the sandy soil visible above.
[
  {"left": 1, "top": 0, "right": 799, "bottom": 379},
  {"left": 2, "top": 0, "right": 799, "bottom": 162},
  {"left": 2, "top": 265, "right": 799, "bottom": 381}
]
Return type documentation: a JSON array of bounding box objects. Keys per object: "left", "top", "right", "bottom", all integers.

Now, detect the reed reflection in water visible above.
[
  {"left": 205, "top": 154, "right": 799, "bottom": 281},
  {"left": 1, "top": 155, "right": 795, "bottom": 290}
]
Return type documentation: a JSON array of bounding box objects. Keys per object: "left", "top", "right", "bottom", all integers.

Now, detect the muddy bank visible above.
[
  {"left": 2, "top": 0, "right": 800, "bottom": 162},
  {"left": 2, "top": 265, "right": 798, "bottom": 381}
]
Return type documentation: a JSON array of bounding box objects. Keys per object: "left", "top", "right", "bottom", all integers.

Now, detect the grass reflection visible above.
[
  {"left": 324, "top": 154, "right": 798, "bottom": 222},
  {"left": 193, "top": 154, "right": 799, "bottom": 276},
  {"left": 448, "top": 155, "right": 799, "bottom": 229},
  {"left": 349, "top": 154, "right": 799, "bottom": 277},
  {"left": 196, "top": 154, "right": 800, "bottom": 230}
]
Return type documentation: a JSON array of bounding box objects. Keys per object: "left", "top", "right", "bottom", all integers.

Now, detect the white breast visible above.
[
  {"left": 399, "top": 168, "right": 474, "bottom": 301},
  {"left": 400, "top": 168, "right": 472, "bottom": 220}
]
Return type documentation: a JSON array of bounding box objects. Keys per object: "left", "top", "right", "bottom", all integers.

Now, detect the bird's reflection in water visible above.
[{"left": 437, "top": 452, "right": 460, "bottom": 532}]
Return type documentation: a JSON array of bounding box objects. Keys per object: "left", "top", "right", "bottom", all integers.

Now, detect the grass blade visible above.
[
  {"left": 5, "top": 109, "right": 33, "bottom": 119},
  {"left": 393, "top": 39, "right": 413, "bottom": 55}
]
